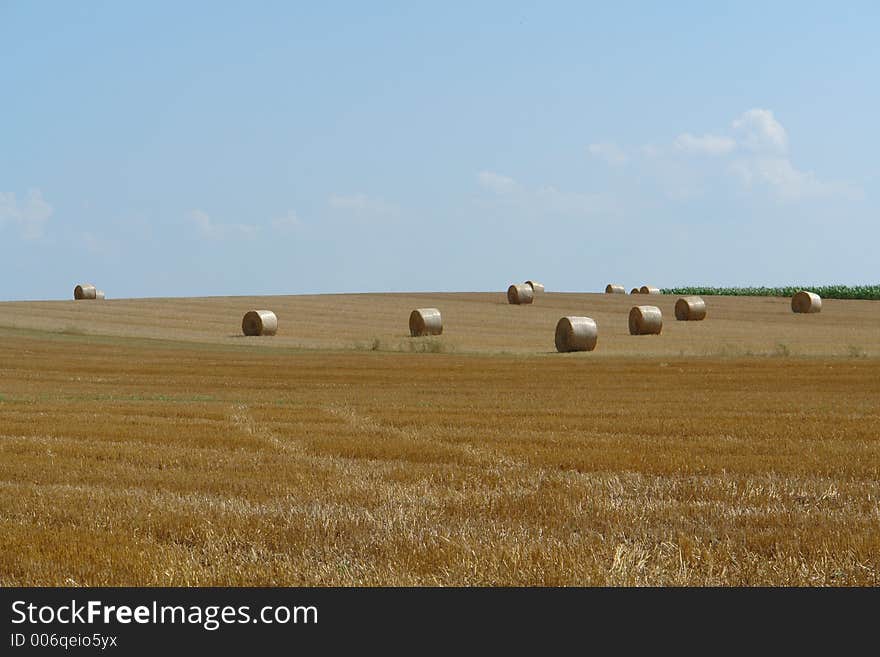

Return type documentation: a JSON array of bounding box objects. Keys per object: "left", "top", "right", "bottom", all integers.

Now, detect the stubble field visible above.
[{"left": 1, "top": 292, "right": 878, "bottom": 585}]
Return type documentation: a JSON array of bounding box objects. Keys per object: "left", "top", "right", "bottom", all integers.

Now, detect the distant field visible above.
[
  {"left": 663, "top": 285, "right": 880, "bottom": 300},
  {"left": 1, "top": 293, "right": 879, "bottom": 585},
  {"left": 2, "top": 291, "right": 879, "bottom": 357}
]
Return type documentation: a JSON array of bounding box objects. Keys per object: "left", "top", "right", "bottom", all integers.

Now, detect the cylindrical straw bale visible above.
[
  {"left": 555, "top": 316, "right": 598, "bottom": 352},
  {"left": 629, "top": 305, "right": 663, "bottom": 335},
  {"left": 674, "top": 296, "right": 706, "bottom": 321},
  {"left": 74, "top": 284, "right": 97, "bottom": 300},
  {"left": 507, "top": 284, "right": 534, "bottom": 305},
  {"left": 630, "top": 288, "right": 640, "bottom": 295},
  {"left": 791, "top": 291, "right": 822, "bottom": 314},
  {"left": 525, "top": 280, "right": 545, "bottom": 293},
  {"left": 409, "top": 308, "right": 443, "bottom": 336},
  {"left": 639, "top": 285, "right": 661, "bottom": 295},
  {"left": 605, "top": 284, "right": 626, "bottom": 294},
  {"left": 242, "top": 310, "right": 278, "bottom": 336},
  {"left": 95, "top": 290, "right": 105, "bottom": 300}
]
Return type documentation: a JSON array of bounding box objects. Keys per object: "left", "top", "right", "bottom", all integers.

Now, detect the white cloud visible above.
[
  {"left": 727, "top": 109, "right": 857, "bottom": 200},
  {"left": 641, "top": 109, "right": 858, "bottom": 202},
  {"left": 189, "top": 209, "right": 213, "bottom": 234},
  {"left": 0, "top": 189, "right": 53, "bottom": 239},
  {"left": 732, "top": 108, "right": 788, "bottom": 153},
  {"left": 476, "top": 171, "right": 516, "bottom": 194},
  {"left": 328, "top": 193, "right": 398, "bottom": 215},
  {"left": 188, "top": 209, "right": 258, "bottom": 239},
  {"left": 674, "top": 133, "right": 736, "bottom": 155},
  {"left": 588, "top": 142, "right": 628, "bottom": 165},
  {"left": 271, "top": 210, "right": 301, "bottom": 231},
  {"left": 730, "top": 157, "right": 862, "bottom": 201}
]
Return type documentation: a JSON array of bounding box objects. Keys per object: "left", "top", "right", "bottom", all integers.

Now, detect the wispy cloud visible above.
[
  {"left": 328, "top": 193, "right": 398, "bottom": 216},
  {"left": 188, "top": 209, "right": 259, "bottom": 239},
  {"left": 730, "top": 156, "right": 862, "bottom": 201},
  {"left": 535, "top": 185, "right": 608, "bottom": 215},
  {"left": 588, "top": 142, "right": 628, "bottom": 166},
  {"left": 727, "top": 109, "right": 858, "bottom": 200},
  {"left": 641, "top": 144, "right": 663, "bottom": 159},
  {"left": 595, "top": 109, "right": 860, "bottom": 203},
  {"left": 475, "top": 172, "right": 611, "bottom": 218},
  {"left": 732, "top": 108, "right": 788, "bottom": 153},
  {"left": 673, "top": 133, "right": 736, "bottom": 156},
  {"left": 476, "top": 171, "right": 517, "bottom": 194},
  {"left": 82, "top": 231, "right": 122, "bottom": 258},
  {"left": 271, "top": 210, "right": 301, "bottom": 232},
  {"left": 0, "top": 188, "right": 53, "bottom": 239}
]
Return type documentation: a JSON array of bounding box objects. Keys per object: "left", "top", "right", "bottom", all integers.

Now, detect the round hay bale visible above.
[
  {"left": 409, "top": 308, "right": 443, "bottom": 336},
  {"left": 555, "top": 316, "right": 598, "bottom": 352},
  {"left": 507, "top": 284, "right": 534, "bottom": 305},
  {"left": 639, "top": 285, "right": 661, "bottom": 295},
  {"left": 95, "top": 290, "right": 105, "bottom": 300},
  {"left": 675, "top": 296, "right": 706, "bottom": 321},
  {"left": 242, "top": 310, "right": 278, "bottom": 336},
  {"left": 74, "top": 283, "right": 97, "bottom": 300},
  {"left": 630, "top": 287, "right": 641, "bottom": 295},
  {"left": 791, "top": 291, "right": 822, "bottom": 314},
  {"left": 525, "top": 280, "right": 545, "bottom": 294},
  {"left": 605, "top": 284, "right": 626, "bottom": 294},
  {"left": 629, "top": 305, "right": 663, "bottom": 335}
]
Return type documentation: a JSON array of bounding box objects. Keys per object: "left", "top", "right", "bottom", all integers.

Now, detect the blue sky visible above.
[{"left": 1, "top": 2, "right": 877, "bottom": 300}]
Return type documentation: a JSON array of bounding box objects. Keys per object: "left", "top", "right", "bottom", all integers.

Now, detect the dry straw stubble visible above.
[
  {"left": 674, "top": 296, "right": 707, "bottom": 321},
  {"left": 4, "top": 295, "right": 880, "bottom": 586},
  {"left": 629, "top": 305, "right": 663, "bottom": 335},
  {"left": 555, "top": 316, "right": 598, "bottom": 352},
  {"left": 507, "top": 284, "right": 535, "bottom": 305},
  {"left": 242, "top": 310, "right": 278, "bottom": 336},
  {"left": 409, "top": 308, "right": 443, "bottom": 336},
  {"left": 791, "top": 291, "right": 822, "bottom": 314}
]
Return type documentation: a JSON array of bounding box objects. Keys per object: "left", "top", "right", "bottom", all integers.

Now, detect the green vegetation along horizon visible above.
[{"left": 661, "top": 285, "right": 880, "bottom": 300}]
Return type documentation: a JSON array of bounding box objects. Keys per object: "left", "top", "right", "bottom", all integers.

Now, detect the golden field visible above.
[
  {"left": 1, "top": 292, "right": 878, "bottom": 585},
  {"left": 3, "top": 291, "right": 879, "bottom": 356}
]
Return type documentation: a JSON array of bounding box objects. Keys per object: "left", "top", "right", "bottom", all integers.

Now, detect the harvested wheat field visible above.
[
  {"left": 2, "top": 292, "right": 879, "bottom": 356},
  {"left": 1, "top": 292, "right": 879, "bottom": 585}
]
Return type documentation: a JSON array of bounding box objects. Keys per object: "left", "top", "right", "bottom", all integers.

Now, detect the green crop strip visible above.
[{"left": 661, "top": 285, "right": 880, "bottom": 300}]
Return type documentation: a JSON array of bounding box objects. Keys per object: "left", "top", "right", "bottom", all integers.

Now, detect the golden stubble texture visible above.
[{"left": 0, "top": 293, "right": 878, "bottom": 585}]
